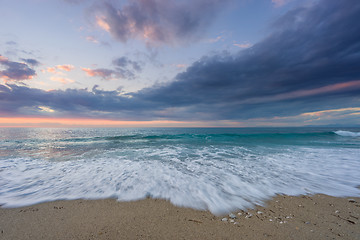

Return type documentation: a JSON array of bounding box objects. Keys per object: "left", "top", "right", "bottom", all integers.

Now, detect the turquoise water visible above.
[{"left": 0, "top": 127, "right": 359, "bottom": 214}]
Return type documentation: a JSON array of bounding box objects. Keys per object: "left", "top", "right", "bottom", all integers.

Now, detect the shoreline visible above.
[{"left": 0, "top": 194, "right": 359, "bottom": 239}]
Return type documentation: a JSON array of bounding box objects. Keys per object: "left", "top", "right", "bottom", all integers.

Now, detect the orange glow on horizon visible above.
[
  {"left": 0, "top": 117, "right": 187, "bottom": 127},
  {"left": 0, "top": 117, "right": 246, "bottom": 128}
]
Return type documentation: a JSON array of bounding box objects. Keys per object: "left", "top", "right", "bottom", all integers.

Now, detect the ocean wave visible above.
[
  {"left": 1, "top": 146, "right": 359, "bottom": 215},
  {"left": 1, "top": 128, "right": 360, "bottom": 215},
  {"left": 59, "top": 132, "right": 337, "bottom": 144},
  {"left": 334, "top": 130, "right": 360, "bottom": 137}
]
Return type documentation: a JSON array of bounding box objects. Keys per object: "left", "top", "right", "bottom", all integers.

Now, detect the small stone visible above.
[
  {"left": 234, "top": 222, "right": 239, "bottom": 225},
  {"left": 279, "top": 221, "right": 283, "bottom": 224},
  {"left": 335, "top": 210, "right": 340, "bottom": 214},
  {"left": 348, "top": 199, "right": 356, "bottom": 203},
  {"left": 237, "top": 212, "right": 242, "bottom": 216},
  {"left": 286, "top": 216, "right": 291, "bottom": 219},
  {"left": 229, "top": 213, "right": 236, "bottom": 219},
  {"left": 269, "top": 219, "right": 273, "bottom": 222},
  {"left": 305, "top": 221, "right": 310, "bottom": 224},
  {"left": 245, "top": 213, "right": 253, "bottom": 218},
  {"left": 222, "top": 218, "right": 228, "bottom": 222},
  {"left": 230, "top": 219, "right": 235, "bottom": 223},
  {"left": 257, "top": 211, "right": 263, "bottom": 214}
]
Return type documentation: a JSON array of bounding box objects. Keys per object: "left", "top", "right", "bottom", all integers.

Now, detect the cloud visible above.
[
  {"left": 174, "top": 64, "right": 187, "bottom": 69},
  {"left": 38, "top": 106, "right": 55, "bottom": 113},
  {"left": 272, "top": 0, "right": 289, "bottom": 7},
  {"left": 21, "top": 58, "right": 41, "bottom": 67},
  {"left": 89, "top": 0, "right": 228, "bottom": 46},
  {"left": 5, "top": 41, "right": 17, "bottom": 46},
  {"left": 0, "top": 84, "right": 145, "bottom": 119},
  {"left": 130, "top": 0, "right": 360, "bottom": 120},
  {"left": 56, "top": 64, "right": 75, "bottom": 71},
  {"left": 50, "top": 76, "right": 75, "bottom": 84},
  {"left": 46, "top": 67, "right": 57, "bottom": 73},
  {"left": 86, "top": 36, "right": 99, "bottom": 44},
  {"left": 0, "top": 55, "right": 36, "bottom": 81},
  {"left": 113, "top": 56, "right": 142, "bottom": 72},
  {"left": 0, "top": 56, "right": 8, "bottom": 62},
  {"left": 82, "top": 57, "right": 143, "bottom": 80},
  {"left": 233, "top": 42, "right": 253, "bottom": 48},
  {"left": 1, "top": 0, "right": 360, "bottom": 126},
  {"left": 44, "top": 64, "right": 75, "bottom": 74},
  {"left": 82, "top": 68, "right": 115, "bottom": 79},
  {"left": 63, "top": 0, "right": 85, "bottom": 4},
  {"left": 207, "top": 35, "right": 224, "bottom": 43}
]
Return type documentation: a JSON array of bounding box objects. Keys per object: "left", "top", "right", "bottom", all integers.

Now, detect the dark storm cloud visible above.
[
  {"left": 0, "top": 55, "right": 36, "bottom": 81},
  {"left": 0, "top": 84, "right": 155, "bottom": 119},
  {"left": 89, "top": 0, "right": 228, "bottom": 45},
  {"left": 1, "top": 0, "right": 360, "bottom": 122},
  {"left": 132, "top": 0, "right": 360, "bottom": 119}
]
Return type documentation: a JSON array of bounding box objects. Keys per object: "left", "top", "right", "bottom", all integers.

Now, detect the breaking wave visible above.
[{"left": 334, "top": 130, "right": 360, "bottom": 137}]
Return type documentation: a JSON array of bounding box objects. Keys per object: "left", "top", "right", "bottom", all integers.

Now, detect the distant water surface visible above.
[{"left": 0, "top": 127, "right": 359, "bottom": 214}]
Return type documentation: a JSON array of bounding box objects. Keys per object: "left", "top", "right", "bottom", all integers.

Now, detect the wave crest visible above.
[{"left": 334, "top": 130, "right": 360, "bottom": 137}]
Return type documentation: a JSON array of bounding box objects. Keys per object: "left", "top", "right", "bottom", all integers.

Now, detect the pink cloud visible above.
[
  {"left": 275, "top": 80, "right": 360, "bottom": 100},
  {"left": 86, "top": 36, "right": 99, "bottom": 44},
  {"left": 96, "top": 16, "right": 110, "bottom": 32},
  {"left": 208, "top": 36, "right": 224, "bottom": 43},
  {"left": 272, "top": 0, "right": 288, "bottom": 7},
  {"left": 233, "top": 42, "right": 253, "bottom": 48},
  {"left": 301, "top": 107, "right": 360, "bottom": 117},
  {"left": 175, "top": 64, "right": 187, "bottom": 68},
  {"left": 50, "top": 76, "right": 75, "bottom": 84},
  {"left": 45, "top": 65, "right": 75, "bottom": 74},
  {"left": 82, "top": 67, "right": 114, "bottom": 79},
  {"left": 238, "top": 80, "right": 360, "bottom": 105},
  {"left": 46, "top": 67, "right": 57, "bottom": 73},
  {"left": 0, "top": 56, "right": 9, "bottom": 62},
  {"left": 92, "top": 0, "right": 228, "bottom": 46},
  {"left": 56, "top": 64, "right": 75, "bottom": 72}
]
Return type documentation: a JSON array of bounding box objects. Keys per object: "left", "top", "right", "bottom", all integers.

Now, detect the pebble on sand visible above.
[{"left": 229, "top": 213, "right": 236, "bottom": 219}]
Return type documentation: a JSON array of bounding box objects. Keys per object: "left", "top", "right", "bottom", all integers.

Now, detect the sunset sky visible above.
[{"left": 0, "top": 0, "right": 359, "bottom": 127}]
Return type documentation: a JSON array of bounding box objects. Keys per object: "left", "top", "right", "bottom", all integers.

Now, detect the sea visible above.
[{"left": 0, "top": 127, "right": 359, "bottom": 215}]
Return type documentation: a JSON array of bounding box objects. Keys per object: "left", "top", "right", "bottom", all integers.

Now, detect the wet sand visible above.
[{"left": 0, "top": 194, "right": 359, "bottom": 240}]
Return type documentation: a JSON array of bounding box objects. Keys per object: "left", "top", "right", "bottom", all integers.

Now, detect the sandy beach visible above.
[{"left": 0, "top": 194, "right": 359, "bottom": 240}]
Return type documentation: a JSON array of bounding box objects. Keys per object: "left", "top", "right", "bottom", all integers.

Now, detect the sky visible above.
[{"left": 0, "top": 0, "right": 360, "bottom": 127}]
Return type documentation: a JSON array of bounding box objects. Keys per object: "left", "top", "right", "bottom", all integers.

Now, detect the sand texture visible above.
[{"left": 0, "top": 194, "right": 359, "bottom": 240}]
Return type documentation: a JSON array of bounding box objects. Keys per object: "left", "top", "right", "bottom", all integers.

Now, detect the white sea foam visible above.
[
  {"left": 334, "top": 130, "right": 360, "bottom": 137},
  {"left": 1, "top": 145, "right": 359, "bottom": 215}
]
